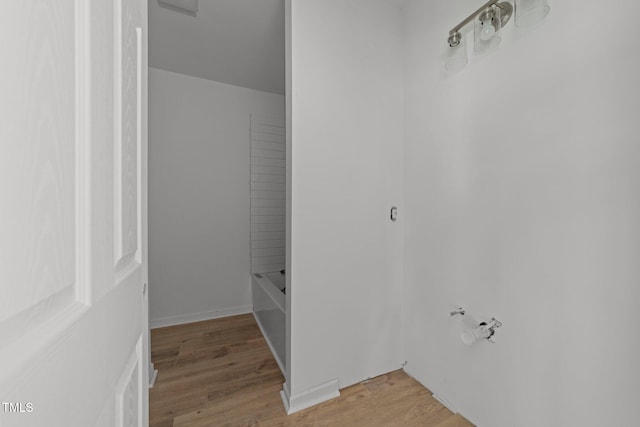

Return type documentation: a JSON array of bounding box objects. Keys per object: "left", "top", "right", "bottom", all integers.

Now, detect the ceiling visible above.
[{"left": 149, "top": 0, "right": 285, "bottom": 95}]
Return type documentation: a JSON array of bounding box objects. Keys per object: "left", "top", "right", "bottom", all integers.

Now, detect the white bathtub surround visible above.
[
  {"left": 264, "top": 271, "right": 286, "bottom": 293},
  {"left": 252, "top": 272, "right": 286, "bottom": 374},
  {"left": 149, "top": 68, "right": 284, "bottom": 327},
  {"left": 250, "top": 115, "right": 286, "bottom": 274}
]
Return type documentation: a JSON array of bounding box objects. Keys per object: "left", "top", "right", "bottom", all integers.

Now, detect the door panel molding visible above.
[
  {"left": 0, "top": 293, "right": 87, "bottom": 387},
  {"left": 114, "top": 0, "right": 142, "bottom": 273},
  {"left": 75, "top": 0, "right": 92, "bottom": 305},
  {"left": 116, "top": 334, "right": 144, "bottom": 427},
  {"left": 0, "top": 0, "right": 92, "bottom": 386},
  {"left": 1, "top": 1, "right": 78, "bottom": 323}
]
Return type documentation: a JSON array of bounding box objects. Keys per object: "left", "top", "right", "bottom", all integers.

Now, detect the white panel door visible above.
[{"left": 0, "top": 1, "right": 148, "bottom": 426}]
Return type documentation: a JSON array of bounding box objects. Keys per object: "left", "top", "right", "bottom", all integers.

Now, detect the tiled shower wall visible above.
[{"left": 250, "top": 115, "right": 286, "bottom": 273}]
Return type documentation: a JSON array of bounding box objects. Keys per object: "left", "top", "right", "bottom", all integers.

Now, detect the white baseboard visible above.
[
  {"left": 404, "top": 365, "right": 458, "bottom": 415},
  {"left": 432, "top": 392, "right": 458, "bottom": 414},
  {"left": 150, "top": 305, "right": 253, "bottom": 329},
  {"left": 149, "top": 369, "right": 158, "bottom": 388},
  {"left": 280, "top": 378, "right": 340, "bottom": 415}
]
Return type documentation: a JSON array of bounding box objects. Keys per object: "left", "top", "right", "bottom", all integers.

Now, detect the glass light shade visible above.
[
  {"left": 158, "top": 0, "right": 198, "bottom": 13},
  {"left": 514, "top": 0, "right": 550, "bottom": 28},
  {"left": 474, "top": 6, "right": 502, "bottom": 54},
  {"left": 445, "top": 36, "right": 468, "bottom": 72},
  {"left": 479, "top": 19, "right": 496, "bottom": 41}
]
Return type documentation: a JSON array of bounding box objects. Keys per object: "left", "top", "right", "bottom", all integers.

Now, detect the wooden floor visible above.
[{"left": 150, "top": 314, "right": 473, "bottom": 427}]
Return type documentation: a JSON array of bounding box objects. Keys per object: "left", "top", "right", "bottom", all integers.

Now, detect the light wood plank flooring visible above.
[{"left": 150, "top": 314, "right": 473, "bottom": 427}]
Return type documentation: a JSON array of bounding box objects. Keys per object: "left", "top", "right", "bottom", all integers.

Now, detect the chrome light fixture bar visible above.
[
  {"left": 158, "top": 0, "right": 199, "bottom": 15},
  {"left": 447, "top": 0, "right": 513, "bottom": 47}
]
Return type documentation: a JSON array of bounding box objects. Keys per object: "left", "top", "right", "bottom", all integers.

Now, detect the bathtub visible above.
[{"left": 252, "top": 271, "right": 286, "bottom": 374}]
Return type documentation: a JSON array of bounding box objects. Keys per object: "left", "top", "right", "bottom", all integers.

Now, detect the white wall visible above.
[
  {"left": 149, "top": 68, "right": 284, "bottom": 327},
  {"left": 286, "top": 0, "right": 405, "bottom": 406},
  {"left": 402, "top": 1, "right": 640, "bottom": 426}
]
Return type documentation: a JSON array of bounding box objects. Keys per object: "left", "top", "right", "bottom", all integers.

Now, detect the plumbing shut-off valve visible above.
[
  {"left": 461, "top": 318, "right": 502, "bottom": 345},
  {"left": 450, "top": 307, "right": 502, "bottom": 345}
]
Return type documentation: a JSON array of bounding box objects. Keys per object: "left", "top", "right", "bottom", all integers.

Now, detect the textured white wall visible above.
[
  {"left": 287, "top": 0, "right": 405, "bottom": 399},
  {"left": 402, "top": 1, "right": 640, "bottom": 426},
  {"left": 149, "top": 68, "right": 284, "bottom": 327}
]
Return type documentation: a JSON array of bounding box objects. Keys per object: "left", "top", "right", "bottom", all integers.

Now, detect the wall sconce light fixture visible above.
[
  {"left": 158, "top": 0, "right": 199, "bottom": 15},
  {"left": 514, "top": 0, "right": 550, "bottom": 28},
  {"left": 446, "top": 0, "right": 549, "bottom": 69},
  {"left": 448, "top": 0, "right": 513, "bottom": 51},
  {"left": 474, "top": 2, "right": 509, "bottom": 53}
]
